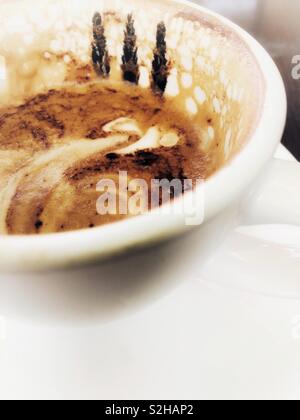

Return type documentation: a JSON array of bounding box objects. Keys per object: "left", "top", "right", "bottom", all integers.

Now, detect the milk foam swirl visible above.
[{"left": 0, "top": 83, "right": 208, "bottom": 234}]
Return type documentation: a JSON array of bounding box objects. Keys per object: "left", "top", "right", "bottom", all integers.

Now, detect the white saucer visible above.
[{"left": 0, "top": 145, "right": 300, "bottom": 400}]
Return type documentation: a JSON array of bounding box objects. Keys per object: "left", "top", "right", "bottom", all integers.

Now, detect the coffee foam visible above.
[{"left": 0, "top": 83, "right": 208, "bottom": 234}]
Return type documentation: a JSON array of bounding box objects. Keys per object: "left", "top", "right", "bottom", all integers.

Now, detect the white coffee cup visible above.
[{"left": 0, "top": 0, "right": 296, "bottom": 272}]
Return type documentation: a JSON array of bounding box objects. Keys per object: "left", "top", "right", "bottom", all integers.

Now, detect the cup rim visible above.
[{"left": 0, "top": 0, "right": 287, "bottom": 270}]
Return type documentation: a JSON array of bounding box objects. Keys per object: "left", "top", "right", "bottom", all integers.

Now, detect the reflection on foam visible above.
[
  {"left": 117, "top": 126, "right": 161, "bottom": 154},
  {"left": 103, "top": 117, "right": 143, "bottom": 137}
]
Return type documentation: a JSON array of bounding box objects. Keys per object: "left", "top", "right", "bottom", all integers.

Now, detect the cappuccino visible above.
[{"left": 0, "top": 0, "right": 264, "bottom": 235}]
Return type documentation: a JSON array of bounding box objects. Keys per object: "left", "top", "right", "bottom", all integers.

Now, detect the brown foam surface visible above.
[{"left": 0, "top": 82, "right": 209, "bottom": 235}]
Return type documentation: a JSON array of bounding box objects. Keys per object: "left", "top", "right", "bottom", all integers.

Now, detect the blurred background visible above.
[{"left": 194, "top": 0, "right": 300, "bottom": 160}]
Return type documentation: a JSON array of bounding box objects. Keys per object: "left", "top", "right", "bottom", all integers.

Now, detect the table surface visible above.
[{"left": 194, "top": 0, "right": 300, "bottom": 160}]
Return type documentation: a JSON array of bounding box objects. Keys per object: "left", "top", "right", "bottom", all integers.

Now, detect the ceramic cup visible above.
[{"left": 0, "top": 0, "right": 296, "bottom": 272}]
